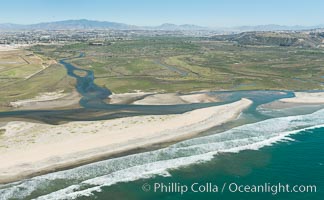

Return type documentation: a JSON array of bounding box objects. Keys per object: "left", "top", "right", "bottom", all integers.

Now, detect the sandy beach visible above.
[
  {"left": 108, "top": 92, "right": 219, "bottom": 105},
  {"left": 279, "top": 92, "right": 324, "bottom": 103},
  {"left": 107, "top": 91, "right": 154, "bottom": 104},
  {"left": 9, "top": 90, "right": 81, "bottom": 110},
  {"left": 259, "top": 91, "right": 324, "bottom": 110},
  {"left": 0, "top": 98, "right": 252, "bottom": 184}
]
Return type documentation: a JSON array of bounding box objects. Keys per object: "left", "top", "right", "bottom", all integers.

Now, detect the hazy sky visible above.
[{"left": 0, "top": 0, "right": 323, "bottom": 27}]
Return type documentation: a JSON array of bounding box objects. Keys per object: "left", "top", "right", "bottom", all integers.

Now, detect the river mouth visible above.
[
  {"left": 0, "top": 55, "right": 323, "bottom": 200},
  {"left": 1, "top": 108, "right": 324, "bottom": 200},
  {"left": 0, "top": 54, "right": 295, "bottom": 124}
]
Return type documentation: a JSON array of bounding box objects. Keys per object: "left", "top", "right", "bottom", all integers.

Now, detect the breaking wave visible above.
[{"left": 1, "top": 109, "right": 324, "bottom": 200}]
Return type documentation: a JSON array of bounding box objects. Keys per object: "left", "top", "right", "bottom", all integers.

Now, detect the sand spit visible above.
[
  {"left": 280, "top": 92, "right": 324, "bottom": 104},
  {"left": 109, "top": 92, "right": 219, "bottom": 105},
  {"left": 9, "top": 90, "right": 81, "bottom": 110},
  {"left": 107, "top": 91, "right": 154, "bottom": 104},
  {"left": 0, "top": 98, "right": 252, "bottom": 184},
  {"left": 133, "top": 93, "right": 218, "bottom": 105}
]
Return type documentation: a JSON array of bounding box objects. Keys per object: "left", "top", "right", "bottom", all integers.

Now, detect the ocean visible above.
[
  {"left": 1, "top": 106, "right": 323, "bottom": 200},
  {"left": 95, "top": 126, "right": 323, "bottom": 200}
]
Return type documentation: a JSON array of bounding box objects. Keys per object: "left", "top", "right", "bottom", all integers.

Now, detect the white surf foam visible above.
[{"left": 1, "top": 109, "right": 324, "bottom": 200}]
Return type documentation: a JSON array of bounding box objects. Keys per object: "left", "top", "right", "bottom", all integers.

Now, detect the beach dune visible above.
[{"left": 0, "top": 98, "right": 252, "bottom": 184}]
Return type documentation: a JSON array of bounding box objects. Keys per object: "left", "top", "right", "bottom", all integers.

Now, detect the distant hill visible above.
[
  {"left": 0, "top": 19, "right": 207, "bottom": 31},
  {"left": 0, "top": 19, "right": 134, "bottom": 30},
  {"left": 0, "top": 19, "right": 324, "bottom": 32},
  {"left": 149, "top": 23, "right": 208, "bottom": 30},
  {"left": 228, "top": 24, "right": 324, "bottom": 32},
  {"left": 211, "top": 31, "right": 324, "bottom": 47},
  {"left": 27, "top": 19, "right": 134, "bottom": 30}
]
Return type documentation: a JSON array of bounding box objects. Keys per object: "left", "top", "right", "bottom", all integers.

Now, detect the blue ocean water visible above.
[
  {"left": 94, "top": 127, "right": 323, "bottom": 200},
  {"left": 1, "top": 108, "right": 323, "bottom": 200},
  {"left": 1, "top": 51, "right": 323, "bottom": 200}
]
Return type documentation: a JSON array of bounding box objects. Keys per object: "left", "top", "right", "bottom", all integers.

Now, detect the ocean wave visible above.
[{"left": 1, "top": 109, "right": 324, "bottom": 200}]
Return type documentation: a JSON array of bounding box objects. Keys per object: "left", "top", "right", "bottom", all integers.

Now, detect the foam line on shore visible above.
[{"left": 1, "top": 109, "right": 324, "bottom": 199}]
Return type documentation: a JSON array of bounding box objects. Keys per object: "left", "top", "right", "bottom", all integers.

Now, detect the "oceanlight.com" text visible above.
[{"left": 141, "top": 182, "right": 317, "bottom": 195}]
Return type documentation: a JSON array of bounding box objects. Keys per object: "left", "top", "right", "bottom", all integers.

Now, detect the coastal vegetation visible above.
[
  {"left": 30, "top": 35, "right": 324, "bottom": 93},
  {"left": 0, "top": 50, "right": 76, "bottom": 110},
  {"left": 1, "top": 32, "right": 324, "bottom": 110}
]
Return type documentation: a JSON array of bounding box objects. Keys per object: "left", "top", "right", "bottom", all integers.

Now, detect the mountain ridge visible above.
[{"left": 0, "top": 19, "right": 324, "bottom": 32}]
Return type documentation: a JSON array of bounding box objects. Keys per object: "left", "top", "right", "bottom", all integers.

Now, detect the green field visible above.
[
  {"left": 29, "top": 37, "right": 324, "bottom": 93},
  {"left": 0, "top": 50, "right": 76, "bottom": 110},
  {"left": 0, "top": 37, "right": 322, "bottom": 118}
]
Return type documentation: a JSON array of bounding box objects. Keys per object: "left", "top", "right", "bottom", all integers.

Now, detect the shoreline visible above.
[
  {"left": 262, "top": 91, "right": 324, "bottom": 109},
  {"left": 279, "top": 91, "right": 324, "bottom": 104},
  {"left": 107, "top": 91, "right": 219, "bottom": 105},
  {"left": 8, "top": 90, "right": 82, "bottom": 110},
  {"left": 0, "top": 98, "right": 252, "bottom": 184}
]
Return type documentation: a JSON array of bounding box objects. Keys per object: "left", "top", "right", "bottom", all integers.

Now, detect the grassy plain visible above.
[
  {"left": 30, "top": 37, "right": 324, "bottom": 93},
  {"left": 0, "top": 49, "right": 76, "bottom": 110}
]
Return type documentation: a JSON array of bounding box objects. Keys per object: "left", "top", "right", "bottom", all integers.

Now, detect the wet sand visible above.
[
  {"left": 0, "top": 98, "right": 252, "bottom": 184},
  {"left": 108, "top": 92, "right": 218, "bottom": 105}
]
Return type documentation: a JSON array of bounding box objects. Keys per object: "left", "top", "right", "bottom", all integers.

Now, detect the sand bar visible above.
[
  {"left": 279, "top": 92, "right": 324, "bottom": 104},
  {"left": 133, "top": 93, "right": 218, "bottom": 105},
  {"left": 107, "top": 91, "right": 154, "bottom": 104},
  {"left": 0, "top": 98, "right": 252, "bottom": 184},
  {"left": 109, "top": 92, "right": 218, "bottom": 105},
  {"left": 9, "top": 90, "right": 81, "bottom": 110}
]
